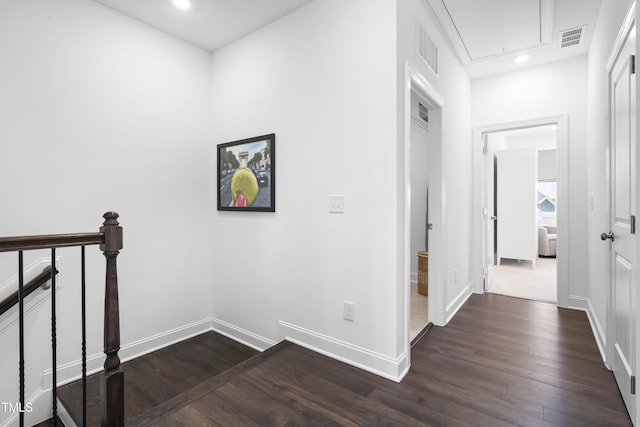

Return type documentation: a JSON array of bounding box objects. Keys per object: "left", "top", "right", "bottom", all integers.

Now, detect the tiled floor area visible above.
[
  {"left": 410, "top": 281, "right": 428, "bottom": 340},
  {"left": 487, "top": 257, "right": 557, "bottom": 303}
]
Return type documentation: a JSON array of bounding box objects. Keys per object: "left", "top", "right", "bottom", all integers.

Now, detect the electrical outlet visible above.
[
  {"left": 329, "top": 195, "right": 345, "bottom": 213},
  {"left": 343, "top": 301, "right": 355, "bottom": 321},
  {"left": 454, "top": 268, "right": 458, "bottom": 283}
]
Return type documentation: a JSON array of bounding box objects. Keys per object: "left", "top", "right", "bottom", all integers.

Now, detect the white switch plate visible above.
[
  {"left": 329, "top": 195, "right": 344, "bottom": 213},
  {"left": 343, "top": 301, "right": 354, "bottom": 321}
]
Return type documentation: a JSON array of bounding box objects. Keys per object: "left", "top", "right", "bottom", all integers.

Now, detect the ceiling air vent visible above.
[
  {"left": 417, "top": 22, "right": 438, "bottom": 75},
  {"left": 559, "top": 26, "right": 586, "bottom": 48}
]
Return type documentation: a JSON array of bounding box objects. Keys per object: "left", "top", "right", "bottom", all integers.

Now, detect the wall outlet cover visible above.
[{"left": 329, "top": 195, "right": 345, "bottom": 213}]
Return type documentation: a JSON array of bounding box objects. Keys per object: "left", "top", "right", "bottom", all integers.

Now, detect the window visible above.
[{"left": 537, "top": 181, "right": 557, "bottom": 213}]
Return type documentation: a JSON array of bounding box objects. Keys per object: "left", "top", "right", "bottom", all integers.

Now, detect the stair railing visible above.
[
  {"left": 0, "top": 212, "right": 124, "bottom": 427},
  {"left": 0, "top": 265, "right": 59, "bottom": 318}
]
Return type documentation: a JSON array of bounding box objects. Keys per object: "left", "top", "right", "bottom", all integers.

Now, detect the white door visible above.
[
  {"left": 482, "top": 135, "right": 496, "bottom": 290},
  {"left": 608, "top": 23, "right": 636, "bottom": 420}
]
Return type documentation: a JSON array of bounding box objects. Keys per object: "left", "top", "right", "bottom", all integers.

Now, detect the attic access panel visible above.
[{"left": 442, "top": 0, "right": 542, "bottom": 60}]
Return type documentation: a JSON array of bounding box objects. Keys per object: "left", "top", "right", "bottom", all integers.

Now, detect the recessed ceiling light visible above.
[
  {"left": 173, "top": 0, "right": 191, "bottom": 10},
  {"left": 515, "top": 54, "right": 530, "bottom": 64}
]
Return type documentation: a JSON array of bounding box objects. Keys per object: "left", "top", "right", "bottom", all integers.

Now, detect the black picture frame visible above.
[{"left": 217, "top": 134, "right": 275, "bottom": 212}]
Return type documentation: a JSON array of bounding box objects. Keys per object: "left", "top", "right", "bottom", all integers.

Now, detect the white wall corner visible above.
[
  {"left": 212, "top": 318, "right": 277, "bottom": 352},
  {"left": 470, "top": 280, "right": 482, "bottom": 294},
  {"left": 279, "top": 320, "right": 409, "bottom": 382},
  {"left": 445, "top": 282, "right": 473, "bottom": 323}
]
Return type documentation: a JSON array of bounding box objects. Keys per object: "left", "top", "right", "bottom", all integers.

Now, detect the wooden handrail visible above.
[
  {"left": 0, "top": 232, "right": 104, "bottom": 253},
  {"left": 0, "top": 265, "right": 59, "bottom": 317},
  {"left": 0, "top": 212, "right": 124, "bottom": 426}
]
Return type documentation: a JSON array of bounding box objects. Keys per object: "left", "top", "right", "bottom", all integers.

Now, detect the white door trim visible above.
[
  {"left": 471, "top": 115, "right": 569, "bottom": 307},
  {"left": 402, "top": 62, "right": 445, "bottom": 364},
  {"left": 606, "top": 2, "right": 636, "bottom": 72}
]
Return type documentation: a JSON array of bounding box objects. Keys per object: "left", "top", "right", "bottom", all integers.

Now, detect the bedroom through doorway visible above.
[{"left": 484, "top": 125, "right": 558, "bottom": 304}]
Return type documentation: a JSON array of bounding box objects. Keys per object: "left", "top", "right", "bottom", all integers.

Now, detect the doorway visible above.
[
  {"left": 472, "top": 115, "right": 569, "bottom": 307},
  {"left": 484, "top": 126, "right": 558, "bottom": 303},
  {"left": 409, "top": 88, "right": 430, "bottom": 340},
  {"left": 403, "top": 64, "right": 445, "bottom": 354}
]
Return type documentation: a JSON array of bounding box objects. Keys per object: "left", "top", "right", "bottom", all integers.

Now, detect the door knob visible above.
[
  {"left": 490, "top": 216, "right": 497, "bottom": 221},
  {"left": 601, "top": 231, "right": 615, "bottom": 242}
]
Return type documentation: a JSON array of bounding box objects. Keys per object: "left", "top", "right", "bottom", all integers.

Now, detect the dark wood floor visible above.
[
  {"left": 57, "top": 331, "right": 258, "bottom": 426},
  {"left": 60, "top": 294, "right": 633, "bottom": 426}
]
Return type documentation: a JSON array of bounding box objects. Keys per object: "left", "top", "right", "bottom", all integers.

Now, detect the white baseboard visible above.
[
  {"left": 586, "top": 299, "right": 608, "bottom": 368},
  {"left": 211, "top": 318, "right": 277, "bottom": 351},
  {"left": 2, "top": 316, "right": 277, "bottom": 426},
  {"left": 56, "top": 397, "right": 76, "bottom": 427},
  {"left": 568, "top": 294, "right": 589, "bottom": 311},
  {"left": 41, "top": 316, "right": 275, "bottom": 388},
  {"left": 45, "top": 317, "right": 214, "bottom": 389},
  {"left": 569, "top": 295, "right": 608, "bottom": 368},
  {"left": 119, "top": 318, "right": 214, "bottom": 364},
  {"left": 9, "top": 317, "right": 215, "bottom": 426},
  {"left": 445, "top": 282, "right": 473, "bottom": 324},
  {"left": 279, "top": 320, "right": 408, "bottom": 382},
  {"left": 13, "top": 316, "right": 413, "bottom": 425}
]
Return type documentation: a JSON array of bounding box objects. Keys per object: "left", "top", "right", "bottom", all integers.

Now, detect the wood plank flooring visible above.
[
  {"left": 57, "top": 331, "right": 258, "bottom": 426},
  {"left": 61, "top": 294, "right": 632, "bottom": 426}
]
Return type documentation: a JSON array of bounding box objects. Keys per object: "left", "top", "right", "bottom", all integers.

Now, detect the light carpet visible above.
[{"left": 487, "top": 257, "right": 557, "bottom": 303}]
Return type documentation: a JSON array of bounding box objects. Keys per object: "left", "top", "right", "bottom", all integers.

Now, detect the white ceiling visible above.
[
  {"left": 430, "top": 0, "right": 603, "bottom": 79},
  {"left": 92, "top": 0, "right": 602, "bottom": 80},
  {"left": 444, "top": 0, "right": 543, "bottom": 60},
  {"left": 92, "top": 0, "right": 315, "bottom": 52}
]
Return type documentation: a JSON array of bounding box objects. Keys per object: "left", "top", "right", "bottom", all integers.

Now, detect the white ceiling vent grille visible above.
[
  {"left": 560, "top": 26, "right": 586, "bottom": 48},
  {"left": 417, "top": 22, "right": 438, "bottom": 75}
]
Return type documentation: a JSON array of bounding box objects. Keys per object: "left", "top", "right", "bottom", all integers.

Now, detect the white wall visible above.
[
  {"left": 0, "top": 0, "right": 213, "bottom": 423},
  {"left": 397, "top": 0, "right": 473, "bottom": 330},
  {"left": 209, "top": 0, "right": 403, "bottom": 379},
  {"left": 471, "top": 56, "right": 589, "bottom": 306},
  {"left": 585, "top": 0, "right": 634, "bottom": 364}
]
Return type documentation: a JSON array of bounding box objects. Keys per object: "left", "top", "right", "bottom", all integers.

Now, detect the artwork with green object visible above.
[{"left": 217, "top": 134, "right": 275, "bottom": 212}]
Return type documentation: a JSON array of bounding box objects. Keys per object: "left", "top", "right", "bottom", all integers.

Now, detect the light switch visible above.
[{"left": 329, "top": 195, "right": 344, "bottom": 213}]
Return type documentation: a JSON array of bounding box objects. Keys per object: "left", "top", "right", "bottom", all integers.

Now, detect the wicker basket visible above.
[{"left": 418, "top": 251, "right": 428, "bottom": 296}]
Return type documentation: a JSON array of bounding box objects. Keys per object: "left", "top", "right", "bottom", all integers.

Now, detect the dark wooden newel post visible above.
[{"left": 100, "top": 212, "right": 124, "bottom": 427}]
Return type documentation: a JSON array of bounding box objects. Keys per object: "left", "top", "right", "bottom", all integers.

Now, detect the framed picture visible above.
[{"left": 217, "top": 134, "right": 275, "bottom": 212}]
